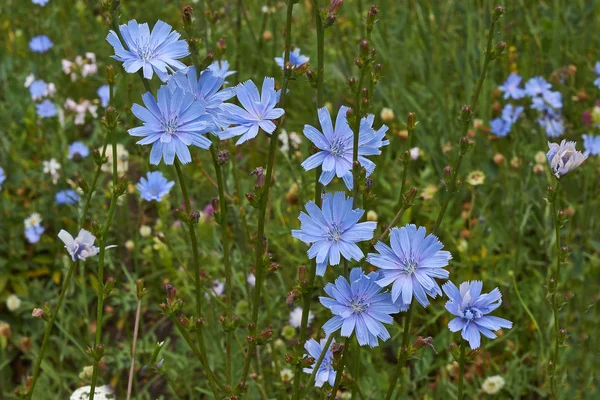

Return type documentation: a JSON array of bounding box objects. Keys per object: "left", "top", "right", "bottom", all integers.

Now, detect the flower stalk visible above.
[
  {"left": 384, "top": 302, "right": 414, "bottom": 399},
  {"left": 457, "top": 341, "right": 467, "bottom": 399},
  {"left": 549, "top": 181, "right": 563, "bottom": 397}
]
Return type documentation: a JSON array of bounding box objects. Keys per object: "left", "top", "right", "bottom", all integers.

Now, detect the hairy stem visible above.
[
  {"left": 457, "top": 341, "right": 466, "bottom": 399},
  {"left": 550, "top": 180, "right": 562, "bottom": 397},
  {"left": 330, "top": 336, "right": 352, "bottom": 396},
  {"left": 384, "top": 303, "right": 414, "bottom": 399}
]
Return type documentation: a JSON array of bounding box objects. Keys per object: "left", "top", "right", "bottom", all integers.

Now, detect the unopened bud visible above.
[
  {"left": 407, "top": 112, "right": 417, "bottom": 130},
  {"left": 490, "top": 41, "right": 506, "bottom": 60},
  {"left": 491, "top": 5, "right": 505, "bottom": 23}
]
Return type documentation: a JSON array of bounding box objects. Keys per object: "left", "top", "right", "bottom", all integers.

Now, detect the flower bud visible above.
[
  {"left": 329, "top": 0, "right": 343, "bottom": 14},
  {"left": 407, "top": 112, "right": 417, "bottom": 130},
  {"left": 217, "top": 150, "right": 230, "bottom": 164},
  {"left": 491, "top": 5, "right": 505, "bottom": 23},
  {"left": 490, "top": 41, "right": 506, "bottom": 60},
  {"left": 105, "top": 65, "right": 115, "bottom": 86}
]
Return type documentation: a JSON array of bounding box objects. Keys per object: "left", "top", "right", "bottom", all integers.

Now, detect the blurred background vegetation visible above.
[{"left": 0, "top": 0, "right": 599, "bottom": 398}]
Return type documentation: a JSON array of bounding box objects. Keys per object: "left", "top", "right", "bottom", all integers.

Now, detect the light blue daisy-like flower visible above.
[
  {"left": 219, "top": 77, "right": 284, "bottom": 145},
  {"left": 498, "top": 73, "right": 525, "bottom": 100},
  {"left": 32, "top": 0, "right": 50, "bottom": 5},
  {"left": 303, "top": 338, "right": 336, "bottom": 387},
  {"left": 490, "top": 118, "right": 511, "bottom": 137},
  {"left": 136, "top": 171, "right": 175, "bottom": 201},
  {"left": 301, "top": 106, "right": 389, "bottom": 189},
  {"left": 106, "top": 20, "right": 189, "bottom": 82},
  {"left": 55, "top": 189, "right": 80, "bottom": 205},
  {"left": 547, "top": 140, "right": 587, "bottom": 178},
  {"left": 275, "top": 48, "right": 309, "bottom": 69},
  {"left": 501, "top": 104, "right": 523, "bottom": 124},
  {"left": 524, "top": 76, "right": 552, "bottom": 97},
  {"left": 97, "top": 85, "right": 110, "bottom": 108},
  {"left": 442, "top": 280, "right": 512, "bottom": 349},
  {"left": 29, "top": 80, "right": 48, "bottom": 100},
  {"left": 320, "top": 268, "right": 400, "bottom": 347},
  {"left": 36, "top": 100, "right": 57, "bottom": 118},
  {"left": 167, "top": 67, "right": 235, "bottom": 132},
  {"left": 58, "top": 229, "right": 100, "bottom": 261},
  {"left": 291, "top": 192, "right": 376, "bottom": 275},
  {"left": 68, "top": 141, "right": 90, "bottom": 159},
  {"left": 532, "top": 90, "right": 562, "bottom": 115},
  {"left": 582, "top": 134, "right": 600, "bottom": 156},
  {"left": 367, "top": 224, "right": 451, "bottom": 309},
  {"left": 537, "top": 116, "right": 564, "bottom": 138},
  {"left": 0, "top": 167, "right": 6, "bottom": 188},
  {"left": 25, "top": 225, "right": 44, "bottom": 243},
  {"left": 29, "top": 35, "right": 53, "bottom": 53},
  {"left": 207, "top": 60, "right": 236, "bottom": 80},
  {"left": 128, "top": 85, "right": 212, "bottom": 165},
  {"left": 594, "top": 62, "right": 600, "bottom": 90}
]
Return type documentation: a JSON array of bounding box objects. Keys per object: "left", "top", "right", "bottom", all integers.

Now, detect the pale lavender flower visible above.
[
  {"left": 55, "top": 189, "right": 79, "bottom": 205},
  {"left": 320, "top": 268, "right": 400, "bottom": 347},
  {"left": 582, "top": 134, "right": 600, "bottom": 156},
  {"left": 442, "top": 280, "right": 512, "bottom": 349},
  {"left": 275, "top": 48, "right": 309, "bottom": 69},
  {"left": 537, "top": 116, "right": 564, "bottom": 138},
  {"left": 594, "top": 62, "right": 600, "bottom": 90},
  {"left": 524, "top": 76, "right": 552, "bottom": 97},
  {"left": 207, "top": 60, "right": 236, "bottom": 80},
  {"left": 58, "top": 229, "right": 100, "bottom": 261},
  {"left": 546, "top": 140, "right": 587, "bottom": 178},
  {"left": 367, "top": 224, "right": 451, "bottom": 309},
  {"left": 501, "top": 104, "right": 523, "bottom": 124},
  {"left": 29, "top": 80, "right": 48, "bottom": 100},
  {"left": 29, "top": 35, "right": 53, "bottom": 53},
  {"left": 498, "top": 73, "right": 525, "bottom": 100},
  {"left": 0, "top": 167, "right": 5, "bottom": 189},
  {"left": 490, "top": 118, "right": 511, "bottom": 137},
  {"left": 24, "top": 213, "right": 44, "bottom": 244},
  {"left": 136, "top": 171, "right": 175, "bottom": 201},
  {"left": 292, "top": 192, "right": 376, "bottom": 275},
  {"left": 36, "top": 100, "right": 57, "bottom": 118},
  {"left": 106, "top": 20, "right": 189, "bottom": 82},
  {"left": 289, "top": 307, "right": 314, "bottom": 328},
  {"left": 68, "top": 141, "right": 90, "bottom": 159},
  {"left": 33, "top": 0, "right": 50, "bottom": 6},
  {"left": 97, "top": 85, "right": 110, "bottom": 108},
  {"left": 219, "top": 78, "right": 284, "bottom": 145},
  {"left": 303, "top": 338, "right": 336, "bottom": 387}
]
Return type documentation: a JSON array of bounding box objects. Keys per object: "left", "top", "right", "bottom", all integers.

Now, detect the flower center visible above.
[
  {"left": 135, "top": 41, "right": 157, "bottom": 62},
  {"left": 326, "top": 223, "right": 343, "bottom": 242},
  {"left": 403, "top": 256, "right": 418, "bottom": 275},
  {"left": 350, "top": 298, "right": 368, "bottom": 314},
  {"left": 163, "top": 114, "right": 179, "bottom": 135},
  {"left": 462, "top": 305, "right": 482, "bottom": 321},
  {"left": 329, "top": 138, "right": 346, "bottom": 157}
]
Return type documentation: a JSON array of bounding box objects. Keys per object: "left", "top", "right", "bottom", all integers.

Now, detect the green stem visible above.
[
  {"left": 384, "top": 304, "right": 414, "bottom": 399},
  {"left": 330, "top": 336, "right": 352, "bottom": 396},
  {"left": 24, "top": 262, "right": 78, "bottom": 399},
  {"left": 550, "top": 180, "right": 562, "bottom": 397},
  {"left": 398, "top": 128, "right": 414, "bottom": 206},
  {"left": 352, "top": 67, "right": 369, "bottom": 208},
  {"left": 239, "top": 0, "right": 295, "bottom": 386},
  {"left": 432, "top": 151, "right": 465, "bottom": 234},
  {"left": 457, "top": 341, "right": 466, "bottom": 400}
]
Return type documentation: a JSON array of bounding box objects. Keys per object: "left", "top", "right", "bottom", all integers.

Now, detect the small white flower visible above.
[
  {"left": 546, "top": 140, "right": 587, "bottom": 178},
  {"left": 247, "top": 273, "right": 256, "bottom": 287},
  {"left": 62, "top": 59, "right": 73, "bottom": 74},
  {"left": 139, "top": 225, "right": 152, "bottom": 237},
  {"left": 24, "top": 73, "right": 35, "bottom": 88},
  {"left": 24, "top": 213, "right": 42, "bottom": 228},
  {"left": 100, "top": 143, "right": 129, "bottom": 174},
  {"left": 278, "top": 129, "right": 290, "bottom": 153},
  {"left": 410, "top": 147, "right": 420, "bottom": 160},
  {"left": 289, "top": 131, "right": 302, "bottom": 148},
  {"left": 47, "top": 83, "right": 56, "bottom": 97},
  {"left": 42, "top": 158, "right": 61, "bottom": 184},
  {"left": 380, "top": 107, "right": 395, "bottom": 122},
  {"left": 211, "top": 280, "right": 225, "bottom": 296},
  {"left": 261, "top": 5, "right": 269, "bottom": 13},
  {"left": 6, "top": 294, "right": 21, "bottom": 312},
  {"left": 280, "top": 368, "right": 294, "bottom": 381},
  {"left": 125, "top": 240, "right": 135, "bottom": 251},
  {"left": 70, "top": 385, "right": 114, "bottom": 400},
  {"left": 481, "top": 375, "right": 505, "bottom": 395},
  {"left": 58, "top": 229, "right": 100, "bottom": 261},
  {"left": 289, "top": 307, "right": 313, "bottom": 328}
]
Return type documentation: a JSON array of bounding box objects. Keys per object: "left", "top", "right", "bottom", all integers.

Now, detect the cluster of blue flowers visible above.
[
  {"left": 24, "top": 213, "right": 45, "bottom": 244},
  {"left": 493, "top": 73, "right": 564, "bottom": 137}
]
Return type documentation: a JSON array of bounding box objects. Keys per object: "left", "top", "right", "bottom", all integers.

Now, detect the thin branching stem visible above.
[
  {"left": 550, "top": 180, "right": 562, "bottom": 397},
  {"left": 384, "top": 303, "right": 414, "bottom": 399}
]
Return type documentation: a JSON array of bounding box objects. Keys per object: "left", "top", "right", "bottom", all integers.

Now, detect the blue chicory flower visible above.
[
  {"left": 490, "top": 118, "right": 511, "bottom": 137},
  {"left": 547, "top": 140, "right": 587, "bottom": 178},
  {"left": 531, "top": 91, "right": 562, "bottom": 114},
  {"left": 36, "top": 100, "right": 57, "bottom": 118},
  {"left": 320, "top": 268, "right": 400, "bottom": 347},
  {"left": 301, "top": 106, "right": 388, "bottom": 189},
  {"left": 0, "top": 166, "right": 5, "bottom": 188},
  {"left": 501, "top": 104, "right": 523, "bottom": 124},
  {"left": 129, "top": 85, "right": 212, "bottom": 165},
  {"left": 55, "top": 189, "right": 80, "bottom": 205},
  {"left": 594, "top": 62, "right": 600, "bottom": 90},
  {"left": 97, "top": 85, "right": 110, "bottom": 108},
  {"left": 207, "top": 60, "right": 236, "bottom": 80},
  {"left": 498, "top": 73, "right": 525, "bottom": 100},
  {"left": 33, "top": 0, "right": 50, "bottom": 5},
  {"left": 524, "top": 76, "right": 552, "bottom": 97},
  {"left": 219, "top": 77, "right": 284, "bottom": 145},
  {"left": 303, "top": 338, "right": 336, "bottom": 387},
  {"left": 167, "top": 67, "right": 236, "bottom": 132},
  {"left": 136, "top": 171, "right": 175, "bottom": 201},
  {"left": 275, "top": 48, "right": 310, "bottom": 69},
  {"left": 29, "top": 35, "right": 53, "bottom": 53},
  {"left": 68, "top": 141, "right": 90, "bottom": 159},
  {"left": 537, "top": 116, "right": 564, "bottom": 138},
  {"left": 582, "top": 134, "right": 600, "bottom": 156},
  {"left": 29, "top": 80, "right": 48, "bottom": 100},
  {"left": 292, "top": 192, "right": 376, "bottom": 275},
  {"left": 442, "top": 280, "right": 512, "bottom": 349},
  {"left": 58, "top": 229, "right": 100, "bottom": 261},
  {"left": 367, "top": 224, "right": 451, "bottom": 309},
  {"left": 106, "top": 20, "right": 190, "bottom": 82},
  {"left": 25, "top": 225, "right": 45, "bottom": 243}
]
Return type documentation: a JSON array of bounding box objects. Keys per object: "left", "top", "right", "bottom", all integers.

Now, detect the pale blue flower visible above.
[
  {"left": 29, "top": 35, "right": 53, "bottom": 53},
  {"left": 547, "top": 140, "right": 587, "bottom": 178},
  {"left": 136, "top": 171, "right": 175, "bottom": 201},
  {"left": 367, "top": 224, "right": 451, "bottom": 309},
  {"left": 303, "top": 338, "right": 336, "bottom": 387},
  {"left": 106, "top": 20, "right": 189, "bottom": 82},
  {"left": 97, "top": 85, "right": 110, "bottom": 108},
  {"left": 320, "top": 268, "right": 400, "bottom": 347},
  {"left": 537, "top": 116, "right": 564, "bottom": 138},
  {"left": 129, "top": 85, "right": 212, "bottom": 165},
  {"left": 55, "top": 189, "right": 79, "bottom": 205},
  {"left": 301, "top": 106, "right": 388, "bottom": 189},
  {"left": 29, "top": 80, "right": 48, "bottom": 100},
  {"left": 207, "top": 60, "right": 236, "bottom": 80},
  {"left": 501, "top": 104, "right": 523, "bottom": 124},
  {"left": 443, "top": 280, "right": 512, "bottom": 350},
  {"left": 490, "top": 118, "right": 511, "bottom": 137},
  {"left": 58, "top": 229, "right": 100, "bottom": 261},
  {"left": 594, "top": 62, "right": 600, "bottom": 90},
  {"left": 167, "top": 67, "right": 235, "bottom": 132},
  {"left": 498, "top": 73, "right": 525, "bottom": 100},
  {"left": 36, "top": 100, "right": 57, "bottom": 118},
  {"left": 33, "top": 0, "right": 50, "bottom": 5},
  {"left": 532, "top": 91, "right": 562, "bottom": 114},
  {"left": 0, "top": 167, "right": 5, "bottom": 188},
  {"left": 275, "top": 48, "right": 309, "bottom": 69},
  {"left": 25, "top": 225, "right": 44, "bottom": 243},
  {"left": 582, "top": 134, "right": 600, "bottom": 156},
  {"left": 68, "top": 141, "right": 90, "bottom": 159},
  {"left": 524, "top": 76, "right": 552, "bottom": 97},
  {"left": 292, "top": 192, "right": 376, "bottom": 275},
  {"left": 219, "top": 77, "right": 284, "bottom": 145}
]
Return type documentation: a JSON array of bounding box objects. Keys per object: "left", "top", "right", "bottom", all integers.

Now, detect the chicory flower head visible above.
[
  {"left": 219, "top": 77, "right": 284, "bottom": 145},
  {"left": 594, "top": 62, "right": 600, "bottom": 90},
  {"left": 367, "top": 224, "right": 451, "bottom": 309},
  {"left": 32, "top": 0, "right": 50, "bottom": 6},
  {"left": 275, "top": 48, "right": 309, "bottom": 69},
  {"left": 29, "top": 35, "right": 53, "bottom": 53},
  {"left": 320, "top": 268, "right": 400, "bottom": 347},
  {"left": 537, "top": 116, "right": 564, "bottom": 138},
  {"left": 207, "top": 60, "right": 236, "bottom": 80},
  {"left": 55, "top": 189, "right": 80, "bottom": 205},
  {"left": 546, "top": 140, "right": 587, "bottom": 178},
  {"left": 29, "top": 80, "right": 49, "bottom": 100},
  {"left": 292, "top": 192, "right": 376, "bottom": 275},
  {"left": 97, "top": 85, "right": 110, "bottom": 108},
  {"left": 442, "top": 280, "right": 512, "bottom": 349},
  {"left": 136, "top": 171, "right": 175, "bottom": 201},
  {"left": 582, "top": 134, "right": 600, "bottom": 156},
  {"left": 36, "top": 100, "right": 57, "bottom": 118},
  {"left": 501, "top": 104, "right": 523, "bottom": 124},
  {"left": 68, "top": 141, "right": 90, "bottom": 159},
  {"left": 167, "top": 67, "right": 235, "bottom": 132},
  {"left": 303, "top": 338, "right": 336, "bottom": 387},
  {"left": 490, "top": 118, "right": 511, "bottom": 137},
  {"left": 524, "top": 76, "right": 552, "bottom": 97},
  {"left": 0, "top": 166, "right": 5, "bottom": 188},
  {"left": 24, "top": 213, "right": 44, "bottom": 244},
  {"left": 58, "top": 229, "right": 100, "bottom": 261},
  {"left": 107, "top": 20, "right": 189, "bottom": 82},
  {"left": 129, "top": 85, "right": 212, "bottom": 165},
  {"left": 498, "top": 73, "right": 525, "bottom": 100}
]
